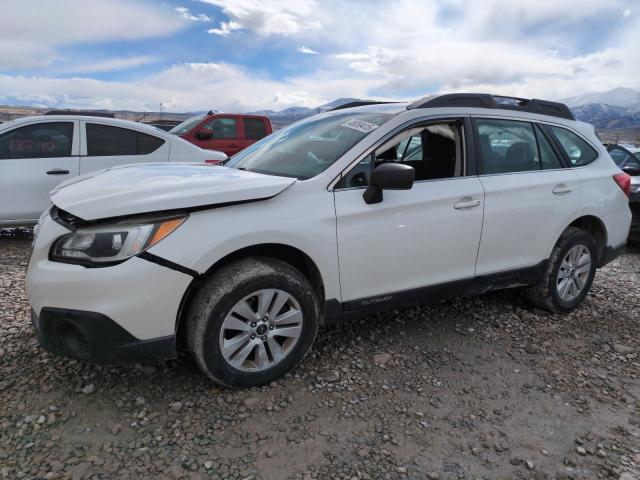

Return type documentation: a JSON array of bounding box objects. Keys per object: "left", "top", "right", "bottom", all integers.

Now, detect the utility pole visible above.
[{"left": 159, "top": 102, "right": 163, "bottom": 121}]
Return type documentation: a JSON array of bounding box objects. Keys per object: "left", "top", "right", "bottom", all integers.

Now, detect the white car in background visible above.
[{"left": 0, "top": 115, "right": 227, "bottom": 226}]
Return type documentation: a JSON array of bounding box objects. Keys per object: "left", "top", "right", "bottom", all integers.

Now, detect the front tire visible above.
[
  {"left": 525, "top": 227, "right": 597, "bottom": 313},
  {"left": 186, "top": 257, "right": 319, "bottom": 388}
]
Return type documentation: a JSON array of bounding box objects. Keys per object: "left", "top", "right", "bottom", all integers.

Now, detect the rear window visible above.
[
  {"left": 243, "top": 118, "right": 268, "bottom": 140},
  {"left": 548, "top": 126, "right": 598, "bottom": 167},
  {"left": 87, "top": 124, "right": 165, "bottom": 156}
]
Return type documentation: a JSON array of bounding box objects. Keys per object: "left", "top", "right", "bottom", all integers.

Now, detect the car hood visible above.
[{"left": 50, "top": 163, "right": 296, "bottom": 220}]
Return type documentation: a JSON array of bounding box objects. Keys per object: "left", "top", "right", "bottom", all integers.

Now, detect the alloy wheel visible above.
[
  {"left": 556, "top": 244, "right": 592, "bottom": 302},
  {"left": 219, "top": 289, "right": 303, "bottom": 372}
]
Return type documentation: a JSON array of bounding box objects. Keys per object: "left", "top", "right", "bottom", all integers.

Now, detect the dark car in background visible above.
[
  {"left": 607, "top": 144, "right": 640, "bottom": 241},
  {"left": 170, "top": 113, "right": 273, "bottom": 157}
]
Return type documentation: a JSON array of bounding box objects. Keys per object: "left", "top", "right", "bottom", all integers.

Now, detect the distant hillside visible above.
[
  {"left": 2, "top": 90, "right": 639, "bottom": 144},
  {"left": 571, "top": 103, "right": 640, "bottom": 129},
  {"left": 249, "top": 97, "right": 363, "bottom": 129}
]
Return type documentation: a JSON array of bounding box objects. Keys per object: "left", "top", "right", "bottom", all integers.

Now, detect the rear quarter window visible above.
[
  {"left": 87, "top": 124, "right": 165, "bottom": 156},
  {"left": 548, "top": 126, "right": 598, "bottom": 167}
]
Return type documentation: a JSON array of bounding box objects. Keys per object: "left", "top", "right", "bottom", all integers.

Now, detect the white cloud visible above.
[
  {"left": 0, "top": 0, "right": 187, "bottom": 70},
  {"left": 175, "top": 6, "right": 211, "bottom": 22},
  {"left": 2, "top": 0, "right": 640, "bottom": 111},
  {"left": 623, "top": 9, "right": 632, "bottom": 17},
  {"left": 199, "top": 0, "right": 321, "bottom": 36},
  {"left": 0, "top": 61, "right": 386, "bottom": 112},
  {"left": 297, "top": 46, "right": 319, "bottom": 55},
  {"left": 58, "top": 56, "right": 160, "bottom": 74},
  {"left": 208, "top": 21, "right": 242, "bottom": 36}
]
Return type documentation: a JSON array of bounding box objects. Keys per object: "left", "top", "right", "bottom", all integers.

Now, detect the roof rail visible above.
[
  {"left": 330, "top": 101, "right": 402, "bottom": 111},
  {"left": 45, "top": 110, "right": 115, "bottom": 118},
  {"left": 406, "top": 93, "right": 575, "bottom": 120}
]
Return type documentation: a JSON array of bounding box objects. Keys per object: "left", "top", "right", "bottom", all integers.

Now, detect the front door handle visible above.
[
  {"left": 454, "top": 198, "right": 481, "bottom": 209},
  {"left": 46, "top": 169, "right": 70, "bottom": 175},
  {"left": 228, "top": 144, "right": 240, "bottom": 147},
  {"left": 552, "top": 184, "right": 572, "bottom": 195}
]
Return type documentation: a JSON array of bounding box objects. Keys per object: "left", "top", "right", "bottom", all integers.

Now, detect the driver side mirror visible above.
[
  {"left": 197, "top": 129, "right": 213, "bottom": 140},
  {"left": 363, "top": 163, "right": 415, "bottom": 204}
]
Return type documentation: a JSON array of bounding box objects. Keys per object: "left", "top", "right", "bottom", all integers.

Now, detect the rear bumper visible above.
[
  {"left": 32, "top": 307, "right": 176, "bottom": 363},
  {"left": 629, "top": 200, "right": 640, "bottom": 241}
]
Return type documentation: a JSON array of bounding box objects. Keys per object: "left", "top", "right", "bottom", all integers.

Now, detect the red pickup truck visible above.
[{"left": 170, "top": 113, "right": 272, "bottom": 157}]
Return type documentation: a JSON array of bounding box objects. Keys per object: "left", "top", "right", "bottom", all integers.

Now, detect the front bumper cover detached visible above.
[{"left": 32, "top": 307, "right": 176, "bottom": 364}]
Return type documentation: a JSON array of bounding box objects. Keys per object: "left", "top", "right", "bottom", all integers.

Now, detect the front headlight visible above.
[{"left": 50, "top": 216, "right": 186, "bottom": 266}]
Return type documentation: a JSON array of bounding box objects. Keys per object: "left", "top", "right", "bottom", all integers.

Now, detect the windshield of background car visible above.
[
  {"left": 225, "top": 112, "right": 394, "bottom": 179},
  {"left": 169, "top": 115, "right": 206, "bottom": 136}
]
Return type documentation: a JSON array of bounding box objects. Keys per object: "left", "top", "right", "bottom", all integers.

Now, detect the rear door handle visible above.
[
  {"left": 454, "top": 198, "right": 481, "bottom": 209},
  {"left": 46, "top": 169, "right": 70, "bottom": 175},
  {"left": 552, "top": 184, "right": 572, "bottom": 195},
  {"left": 228, "top": 143, "right": 240, "bottom": 147}
]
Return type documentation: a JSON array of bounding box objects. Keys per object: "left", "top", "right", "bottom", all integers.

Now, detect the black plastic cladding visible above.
[{"left": 407, "top": 93, "right": 575, "bottom": 121}]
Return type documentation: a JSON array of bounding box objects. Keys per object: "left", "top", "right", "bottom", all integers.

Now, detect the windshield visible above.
[
  {"left": 169, "top": 115, "right": 206, "bottom": 136},
  {"left": 225, "top": 111, "right": 394, "bottom": 179}
]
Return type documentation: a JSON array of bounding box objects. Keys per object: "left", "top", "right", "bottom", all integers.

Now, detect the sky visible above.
[{"left": 0, "top": 0, "right": 638, "bottom": 113}]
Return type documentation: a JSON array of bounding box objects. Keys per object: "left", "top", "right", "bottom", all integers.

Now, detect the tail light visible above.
[
  {"left": 205, "top": 159, "right": 222, "bottom": 165},
  {"left": 613, "top": 172, "right": 631, "bottom": 197}
]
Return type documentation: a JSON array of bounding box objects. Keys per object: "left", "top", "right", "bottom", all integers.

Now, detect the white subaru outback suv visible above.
[{"left": 26, "top": 94, "right": 632, "bottom": 388}]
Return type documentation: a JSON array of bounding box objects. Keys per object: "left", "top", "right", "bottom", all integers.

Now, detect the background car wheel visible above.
[
  {"left": 525, "top": 227, "right": 598, "bottom": 313},
  {"left": 187, "top": 257, "right": 319, "bottom": 388}
]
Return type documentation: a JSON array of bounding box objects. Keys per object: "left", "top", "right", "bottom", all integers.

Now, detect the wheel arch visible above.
[
  {"left": 563, "top": 215, "right": 608, "bottom": 264},
  {"left": 175, "top": 243, "right": 326, "bottom": 347}
]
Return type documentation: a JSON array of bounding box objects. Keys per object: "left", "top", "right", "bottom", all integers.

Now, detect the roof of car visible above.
[
  {"left": 0, "top": 115, "right": 169, "bottom": 136},
  {"left": 332, "top": 93, "right": 577, "bottom": 123}
]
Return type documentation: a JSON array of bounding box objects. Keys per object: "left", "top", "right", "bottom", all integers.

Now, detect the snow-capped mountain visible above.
[
  {"left": 561, "top": 87, "right": 640, "bottom": 108},
  {"left": 571, "top": 102, "right": 640, "bottom": 129}
]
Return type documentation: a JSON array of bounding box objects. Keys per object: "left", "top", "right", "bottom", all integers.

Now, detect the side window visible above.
[
  {"left": 243, "top": 118, "right": 267, "bottom": 140},
  {"left": 203, "top": 117, "right": 237, "bottom": 139},
  {"left": 86, "top": 124, "right": 164, "bottom": 156},
  {"left": 138, "top": 132, "right": 165, "bottom": 154},
  {"left": 475, "top": 119, "right": 540, "bottom": 174},
  {"left": 0, "top": 122, "right": 73, "bottom": 159},
  {"left": 337, "top": 121, "right": 463, "bottom": 188},
  {"left": 535, "top": 125, "right": 563, "bottom": 170},
  {"left": 608, "top": 148, "right": 628, "bottom": 167},
  {"left": 87, "top": 124, "right": 137, "bottom": 156},
  {"left": 548, "top": 126, "right": 598, "bottom": 166},
  {"left": 608, "top": 147, "right": 640, "bottom": 169}
]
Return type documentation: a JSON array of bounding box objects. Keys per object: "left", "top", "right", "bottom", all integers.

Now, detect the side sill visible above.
[{"left": 323, "top": 260, "right": 547, "bottom": 324}]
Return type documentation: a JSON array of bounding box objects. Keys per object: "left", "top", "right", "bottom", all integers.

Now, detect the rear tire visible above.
[
  {"left": 524, "top": 227, "right": 597, "bottom": 313},
  {"left": 187, "top": 257, "right": 319, "bottom": 388}
]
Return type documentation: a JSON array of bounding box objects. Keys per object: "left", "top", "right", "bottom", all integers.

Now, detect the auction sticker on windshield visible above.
[{"left": 341, "top": 119, "right": 379, "bottom": 133}]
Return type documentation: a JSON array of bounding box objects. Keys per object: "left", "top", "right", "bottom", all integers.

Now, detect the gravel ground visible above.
[{"left": 1, "top": 228, "right": 640, "bottom": 480}]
